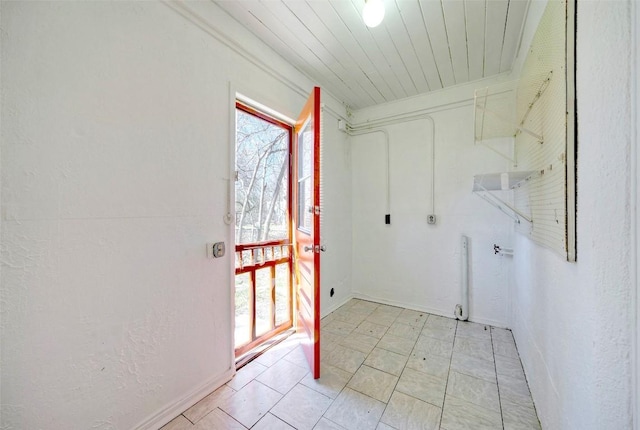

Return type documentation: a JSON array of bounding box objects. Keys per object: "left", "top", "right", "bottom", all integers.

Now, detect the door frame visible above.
[
  {"left": 233, "top": 100, "right": 294, "bottom": 357},
  {"left": 228, "top": 84, "right": 298, "bottom": 368}
]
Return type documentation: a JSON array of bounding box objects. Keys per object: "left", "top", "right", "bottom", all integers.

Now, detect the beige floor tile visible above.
[
  {"left": 421, "top": 324, "right": 456, "bottom": 342},
  {"left": 192, "top": 408, "right": 245, "bottom": 430},
  {"left": 255, "top": 340, "right": 299, "bottom": 367},
  {"left": 334, "top": 310, "right": 369, "bottom": 325},
  {"left": 253, "top": 413, "right": 295, "bottom": 429},
  {"left": 324, "top": 319, "right": 358, "bottom": 337},
  {"left": 453, "top": 337, "right": 493, "bottom": 362},
  {"left": 271, "top": 384, "right": 333, "bottom": 430},
  {"left": 322, "top": 313, "right": 338, "bottom": 327},
  {"left": 381, "top": 391, "right": 442, "bottom": 430},
  {"left": 502, "top": 401, "right": 541, "bottom": 430},
  {"left": 446, "top": 371, "right": 500, "bottom": 412},
  {"left": 495, "top": 354, "right": 526, "bottom": 380},
  {"left": 183, "top": 385, "right": 235, "bottom": 424},
  {"left": 300, "top": 363, "right": 353, "bottom": 399},
  {"left": 321, "top": 332, "right": 345, "bottom": 354},
  {"left": 314, "top": 417, "right": 347, "bottom": 429},
  {"left": 455, "top": 321, "right": 491, "bottom": 340},
  {"left": 323, "top": 388, "right": 386, "bottom": 430},
  {"left": 491, "top": 326, "right": 515, "bottom": 343},
  {"left": 284, "top": 345, "right": 311, "bottom": 368},
  {"left": 350, "top": 300, "right": 380, "bottom": 314},
  {"left": 405, "top": 351, "right": 451, "bottom": 379},
  {"left": 256, "top": 358, "right": 309, "bottom": 394},
  {"left": 364, "top": 347, "right": 408, "bottom": 376},
  {"left": 372, "top": 305, "right": 403, "bottom": 317},
  {"left": 426, "top": 315, "right": 458, "bottom": 330},
  {"left": 498, "top": 373, "right": 535, "bottom": 408},
  {"left": 395, "top": 309, "right": 428, "bottom": 328},
  {"left": 366, "top": 312, "right": 397, "bottom": 327},
  {"left": 323, "top": 344, "right": 367, "bottom": 373},
  {"left": 170, "top": 299, "right": 542, "bottom": 430},
  {"left": 396, "top": 367, "right": 447, "bottom": 407},
  {"left": 355, "top": 320, "right": 389, "bottom": 339},
  {"left": 440, "top": 395, "right": 502, "bottom": 430},
  {"left": 340, "top": 332, "right": 380, "bottom": 354},
  {"left": 219, "top": 380, "right": 282, "bottom": 428},
  {"left": 414, "top": 335, "right": 454, "bottom": 358},
  {"left": 386, "top": 322, "right": 421, "bottom": 341},
  {"left": 160, "top": 415, "right": 192, "bottom": 430},
  {"left": 493, "top": 338, "right": 519, "bottom": 359},
  {"left": 377, "top": 333, "right": 416, "bottom": 355},
  {"left": 450, "top": 352, "right": 496, "bottom": 383},
  {"left": 347, "top": 365, "right": 398, "bottom": 403},
  {"left": 226, "top": 360, "right": 268, "bottom": 391}
]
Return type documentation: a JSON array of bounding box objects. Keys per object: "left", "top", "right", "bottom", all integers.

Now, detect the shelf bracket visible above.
[
  {"left": 474, "top": 183, "right": 533, "bottom": 224},
  {"left": 476, "top": 105, "right": 544, "bottom": 143}
]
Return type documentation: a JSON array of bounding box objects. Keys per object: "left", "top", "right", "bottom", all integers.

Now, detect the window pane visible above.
[
  {"left": 235, "top": 108, "right": 290, "bottom": 244},
  {"left": 297, "top": 121, "right": 313, "bottom": 232}
]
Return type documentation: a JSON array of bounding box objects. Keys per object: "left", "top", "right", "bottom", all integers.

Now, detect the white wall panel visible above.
[
  {"left": 0, "top": 2, "right": 349, "bottom": 429},
  {"left": 350, "top": 86, "right": 513, "bottom": 326}
]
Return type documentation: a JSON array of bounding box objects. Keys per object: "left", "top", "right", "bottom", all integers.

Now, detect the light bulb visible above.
[{"left": 363, "top": 0, "right": 385, "bottom": 28}]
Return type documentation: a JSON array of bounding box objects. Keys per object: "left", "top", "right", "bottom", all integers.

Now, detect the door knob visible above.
[
  {"left": 304, "top": 245, "right": 313, "bottom": 252},
  {"left": 320, "top": 245, "right": 326, "bottom": 252}
]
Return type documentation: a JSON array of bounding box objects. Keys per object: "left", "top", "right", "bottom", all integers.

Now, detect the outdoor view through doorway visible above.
[
  {"left": 234, "top": 102, "right": 293, "bottom": 357},
  {"left": 234, "top": 88, "right": 322, "bottom": 379}
]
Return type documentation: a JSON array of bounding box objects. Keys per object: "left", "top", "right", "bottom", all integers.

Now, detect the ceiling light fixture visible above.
[{"left": 362, "top": 0, "right": 385, "bottom": 28}]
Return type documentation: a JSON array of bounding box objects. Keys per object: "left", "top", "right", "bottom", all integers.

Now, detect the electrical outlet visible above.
[
  {"left": 207, "top": 242, "right": 226, "bottom": 258},
  {"left": 427, "top": 214, "right": 437, "bottom": 224}
]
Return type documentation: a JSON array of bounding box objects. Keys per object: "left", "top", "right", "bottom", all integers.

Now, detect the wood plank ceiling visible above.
[{"left": 213, "top": 0, "right": 530, "bottom": 110}]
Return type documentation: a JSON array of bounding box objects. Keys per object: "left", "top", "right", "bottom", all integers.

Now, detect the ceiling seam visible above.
[
  {"left": 247, "top": 4, "right": 362, "bottom": 105},
  {"left": 418, "top": 1, "right": 445, "bottom": 89},
  {"left": 327, "top": 0, "right": 394, "bottom": 102},
  {"left": 297, "top": 0, "right": 384, "bottom": 104},
  {"left": 439, "top": 0, "right": 458, "bottom": 85},
  {"left": 395, "top": 0, "right": 432, "bottom": 92}
]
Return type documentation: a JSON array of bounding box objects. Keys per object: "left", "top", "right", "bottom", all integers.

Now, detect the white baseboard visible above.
[
  {"left": 351, "top": 290, "right": 509, "bottom": 329},
  {"left": 134, "top": 368, "right": 236, "bottom": 430}
]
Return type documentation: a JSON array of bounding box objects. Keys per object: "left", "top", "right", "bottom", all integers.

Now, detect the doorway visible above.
[
  {"left": 233, "top": 88, "right": 322, "bottom": 378},
  {"left": 233, "top": 101, "right": 293, "bottom": 358}
]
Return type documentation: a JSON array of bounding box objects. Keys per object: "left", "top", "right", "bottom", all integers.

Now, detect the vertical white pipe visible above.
[{"left": 456, "top": 235, "right": 469, "bottom": 321}]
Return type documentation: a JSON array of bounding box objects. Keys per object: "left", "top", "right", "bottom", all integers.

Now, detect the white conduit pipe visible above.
[
  {"left": 455, "top": 235, "right": 470, "bottom": 321},
  {"left": 340, "top": 112, "right": 437, "bottom": 218},
  {"left": 349, "top": 116, "right": 436, "bottom": 216},
  {"left": 345, "top": 128, "right": 391, "bottom": 216}
]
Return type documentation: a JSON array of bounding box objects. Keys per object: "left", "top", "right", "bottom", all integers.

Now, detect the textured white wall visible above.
[
  {"left": 510, "top": 1, "right": 635, "bottom": 429},
  {"left": 349, "top": 86, "right": 514, "bottom": 327},
  {"left": 0, "top": 2, "right": 348, "bottom": 429},
  {"left": 320, "top": 115, "right": 353, "bottom": 315}
]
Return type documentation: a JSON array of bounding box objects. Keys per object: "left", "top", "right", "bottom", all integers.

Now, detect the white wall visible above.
[
  {"left": 349, "top": 80, "right": 515, "bottom": 327},
  {"left": 510, "top": 1, "right": 635, "bottom": 429},
  {"left": 320, "top": 113, "right": 352, "bottom": 315},
  {"left": 0, "top": 2, "right": 348, "bottom": 429}
]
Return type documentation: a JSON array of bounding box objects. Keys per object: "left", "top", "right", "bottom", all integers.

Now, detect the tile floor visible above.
[{"left": 161, "top": 299, "right": 541, "bottom": 430}]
